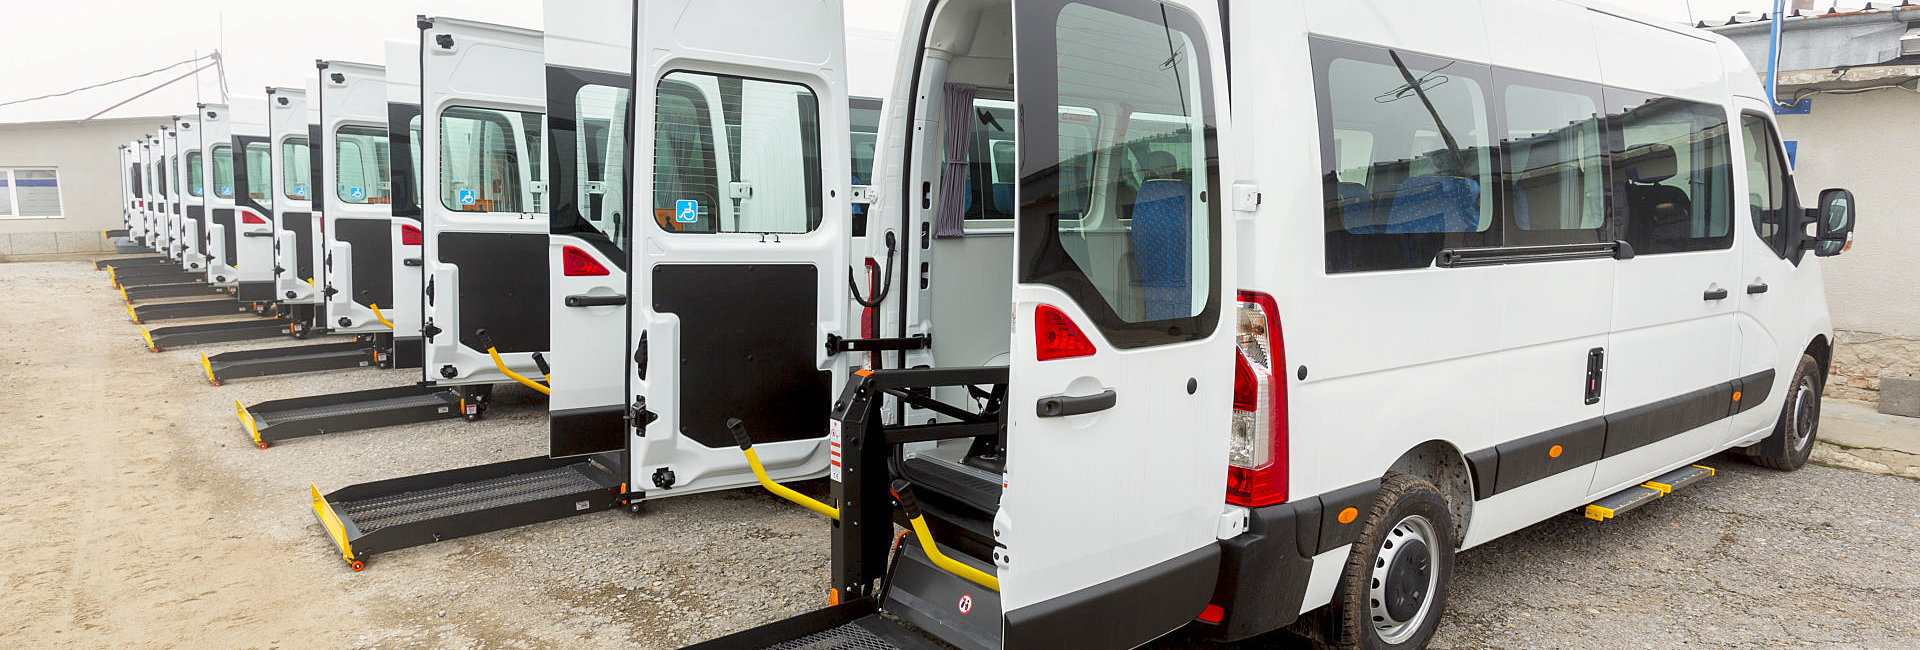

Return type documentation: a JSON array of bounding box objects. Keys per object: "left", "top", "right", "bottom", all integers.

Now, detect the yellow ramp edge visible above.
[
  {"left": 200, "top": 353, "right": 218, "bottom": 386},
  {"left": 236, "top": 399, "right": 262, "bottom": 446},
  {"left": 1584, "top": 504, "right": 1615, "bottom": 522},
  {"left": 140, "top": 327, "right": 156, "bottom": 351},
  {"left": 310, "top": 484, "right": 357, "bottom": 564},
  {"left": 1693, "top": 464, "right": 1716, "bottom": 477}
]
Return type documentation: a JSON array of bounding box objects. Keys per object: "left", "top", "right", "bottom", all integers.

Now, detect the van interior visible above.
[{"left": 896, "top": 0, "right": 1214, "bottom": 562}]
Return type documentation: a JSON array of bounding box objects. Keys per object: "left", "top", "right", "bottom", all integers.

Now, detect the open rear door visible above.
[
  {"left": 996, "top": 0, "right": 1235, "bottom": 646},
  {"left": 201, "top": 104, "right": 238, "bottom": 286},
  {"left": 419, "top": 17, "right": 548, "bottom": 384},
  {"left": 231, "top": 102, "right": 278, "bottom": 302},
  {"left": 173, "top": 114, "right": 207, "bottom": 272},
  {"left": 627, "top": 0, "right": 852, "bottom": 494},
  {"left": 385, "top": 40, "right": 428, "bottom": 367},
  {"left": 318, "top": 60, "right": 395, "bottom": 335},
  {"left": 546, "top": 0, "right": 634, "bottom": 458},
  {"left": 267, "top": 87, "right": 319, "bottom": 305}
]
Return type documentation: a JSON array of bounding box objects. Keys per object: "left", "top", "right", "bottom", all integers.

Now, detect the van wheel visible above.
[
  {"left": 1746, "top": 354, "right": 1823, "bottom": 471},
  {"left": 1305, "top": 473, "right": 1454, "bottom": 650}
]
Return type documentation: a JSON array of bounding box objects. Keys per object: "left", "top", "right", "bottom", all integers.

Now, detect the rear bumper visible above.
[{"left": 1190, "top": 500, "right": 1320, "bottom": 642}]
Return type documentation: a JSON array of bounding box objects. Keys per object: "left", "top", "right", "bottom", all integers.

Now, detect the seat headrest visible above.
[
  {"left": 1621, "top": 143, "right": 1678, "bottom": 184},
  {"left": 1144, "top": 151, "right": 1181, "bottom": 179}
]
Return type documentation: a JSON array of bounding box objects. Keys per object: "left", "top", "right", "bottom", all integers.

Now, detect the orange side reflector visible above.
[
  {"left": 1337, "top": 507, "right": 1358, "bottom": 525},
  {"left": 828, "top": 589, "right": 841, "bottom": 607},
  {"left": 1549, "top": 444, "right": 1564, "bottom": 459},
  {"left": 1732, "top": 391, "right": 1743, "bottom": 402}
]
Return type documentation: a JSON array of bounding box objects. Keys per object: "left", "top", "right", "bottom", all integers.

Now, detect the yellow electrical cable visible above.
[
  {"left": 908, "top": 515, "right": 1000, "bottom": 591},
  {"left": 741, "top": 447, "right": 840, "bottom": 520},
  {"left": 486, "top": 346, "right": 550, "bottom": 395},
  {"left": 368, "top": 303, "right": 394, "bottom": 329}
]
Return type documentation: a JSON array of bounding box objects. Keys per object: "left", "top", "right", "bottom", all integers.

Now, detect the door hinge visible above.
[
  {"left": 1585, "top": 348, "right": 1605, "bottom": 405},
  {"left": 422, "top": 320, "right": 442, "bottom": 342},
  {"left": 826, "top": 333, "right": 931, "bottom": 356},
  {"left": 634, "top": 331, "right": 649, "bottom": 380},
  {"left": 626, "top": 396, "right": 657, "bottom": 435}
]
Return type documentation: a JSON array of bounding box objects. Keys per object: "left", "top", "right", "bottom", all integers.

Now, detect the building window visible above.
[{"left": 0, "top": 168, "right": 64, "bottom": 219}]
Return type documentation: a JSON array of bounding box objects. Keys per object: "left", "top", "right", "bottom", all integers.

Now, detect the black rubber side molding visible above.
[{"left": 1035, "top": 389, "right": 1116, "bottom": 418}]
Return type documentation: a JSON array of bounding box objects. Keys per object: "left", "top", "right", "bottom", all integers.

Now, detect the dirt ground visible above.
[{"left": 4, "top": 259, "right": 1920, "bottom": 649}]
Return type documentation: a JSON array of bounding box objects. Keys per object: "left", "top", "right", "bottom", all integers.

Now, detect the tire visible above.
[
  {"left": 1745, "top": 353, "right": 1823, "bottom": 471},
  {"left": 1296, "top": 473, "right": 1455, "bottom": 650}
]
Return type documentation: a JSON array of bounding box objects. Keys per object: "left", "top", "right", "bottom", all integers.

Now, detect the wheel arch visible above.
[
  {"left": 1386, "top": 440, "right": 1474, "bottom": 547},
  {"left": 1806, "top": 334, "right": 1832, "bottom": 383}
]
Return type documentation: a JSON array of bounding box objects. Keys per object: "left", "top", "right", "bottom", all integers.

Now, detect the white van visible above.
[
  {"left": 230, "top": 99, "right": 279, "bottom": 302},
  {"left": 199, "top": 103, "right": 240, "bottom": 288},
  {"left": 266, "top": 87, "right": 320, "bottom": 311},
  {"left": 621, "top": 1, "right": 1857, "bottom": 649},
  {"left": 172, "top": 114, "right": 208, "bottom": 272}
]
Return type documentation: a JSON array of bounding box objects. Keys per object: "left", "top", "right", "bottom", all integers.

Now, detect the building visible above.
[
  {"left": 1708, "top": 6, "right": 1920, "bottom": 405},
  {"left": 0, "top": 116, "right": 173, "bottom": 261}
]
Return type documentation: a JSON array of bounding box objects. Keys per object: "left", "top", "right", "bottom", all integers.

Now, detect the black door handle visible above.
[
  {"left": 403, "top": 258, "right": 423, "bottom": 267},
  {"left": 1036, "top": 388, "right": 1117, "bottom": 418},
  {"left": 1703, "top": 288, "right": 1729, "bottom": 301},
  {"left": 565, "top": 294, "right": 627, "bottom": 307},
  {"left": 1747, "top": 281, "right": 1769, "bottom": 295},
  {"left": 243, "top": 231, "right": 273, "bottom": 237}
]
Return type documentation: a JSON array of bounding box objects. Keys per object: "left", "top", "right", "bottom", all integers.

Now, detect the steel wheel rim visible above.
[
  {"left": 1788, "top": 376, "right": 1818, "bottom": 453},
  {"left": 1368, "top": 514, "right": 1440, "bottom": 644}
]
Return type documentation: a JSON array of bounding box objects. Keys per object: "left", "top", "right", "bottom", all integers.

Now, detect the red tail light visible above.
[
  {"left": 400, "top": 224, "right": 422, "bottom": 246},
  {"left": 562, "top": 245, "right": 609, "bottom": 276},
  {"left": 240, "top": 210, "right": 267, "bottom": 224},
  {"left": 1035, "top": 304, "right": 1096, "bottom": 361},
  {"left": 1226, "top": 290, "right": 1287, "bottom": 507}
]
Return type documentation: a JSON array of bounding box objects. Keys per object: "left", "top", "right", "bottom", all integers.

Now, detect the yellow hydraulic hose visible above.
[
  {"left": 728, "top": 418, "right": 839, "bottom": 519},
  {"left": 368, "top": 303, "right": 395, "bottom": 329},
  {"left": 486, "top": 346, "right": 550, "bottom": 395}
]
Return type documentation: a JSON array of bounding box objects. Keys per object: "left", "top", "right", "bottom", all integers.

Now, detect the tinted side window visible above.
[
  {"left": 1740, "top": 113, "right": 1795, "bottom": 258},
  {"left": 244, "top": 141, "right": 273, "bottom": 211},
  {"left": 1500, "top": 74, "right": 1606, "bottom": 245},
  {"left": 130, "top": 164, "right": 143, "bottom": 199},
  {"left": 1609, "top": 92, "right": 1733, "bottom": 255},
  {"left": 1315, "top": 39, "right": 1498, "bottom": 273},
  {"left": 652, "top": 72, "right": 822, "bottom": 235},
  {"left": 187, "top": 152, "right": 203, "bottom": 197},
  {"left": 211, "top": 145, "right": 234, "bottom": 199},
  {"left": 439, "top": 107, "right": 536, "bottom": 213},
  {"left": 282, "top": 138, "right": 311, "bottom": 201}
]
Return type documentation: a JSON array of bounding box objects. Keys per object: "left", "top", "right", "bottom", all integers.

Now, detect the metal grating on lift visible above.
[
  {"left": 342, "top": 465, "right": 605, "bottom": 533},
  {"left": 765, "top": 622, "right": 902, "bottom": 650}
]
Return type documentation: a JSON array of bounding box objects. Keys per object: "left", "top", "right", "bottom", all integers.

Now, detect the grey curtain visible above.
[{"left": 934, "top": 83, "right": 978, "bottom": 239}]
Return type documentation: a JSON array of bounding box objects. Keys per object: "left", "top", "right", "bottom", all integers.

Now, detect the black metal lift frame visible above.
[
  {"left": 201, "top": 334, "right": 390, "bottom": 386},
  {"left": 238, "top": 382, "right": 491, "bottom": 448}
]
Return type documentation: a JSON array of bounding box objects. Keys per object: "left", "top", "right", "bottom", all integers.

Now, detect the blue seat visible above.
[
  {"left": 1131, "top": 178, "right": 1192, "bottom": 321},
  {"left": 991, "top": 183, "right": 1013, "bottom": 215},
  {"left": 1335, "top": 182, "right": 1379, "bottom": 233},
  {"left": 1385, "top": 176, "right": 1481, "bottom": 234}
]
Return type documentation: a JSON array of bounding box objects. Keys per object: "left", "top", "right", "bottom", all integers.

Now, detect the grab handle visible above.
[
  {"left": 729, "top": 418, "right": 840, "bottom": 520},
  {"left": 486, "top": 345, "right": 551, "bottom": 395},
  {"left": 1036, "top": 388, "right": 1117, "bottom": 418},
  {"left": 891, "top": 480, "right": 1000, "bottom": 591}
]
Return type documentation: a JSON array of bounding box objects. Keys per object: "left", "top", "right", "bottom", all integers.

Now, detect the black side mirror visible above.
[{"left": 1806, "top": 188, "right": 1854, "bottom": 257}]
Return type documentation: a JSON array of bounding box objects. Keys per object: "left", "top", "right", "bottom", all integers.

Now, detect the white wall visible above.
[
  {"left": 1775, "top": 88, "right": 1920, "bottom": 336},
  {"left": 0, "top": 117, "right": 165, "bottom": 259}
]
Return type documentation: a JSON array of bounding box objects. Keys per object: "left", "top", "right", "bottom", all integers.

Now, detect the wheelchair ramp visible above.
[
  {"left": 95, "top": 255, "right": 169, "bottom": 270},
  {"left": 112, "top": 268, "right": 201, "bottom": 288},
  {"left": 684, "top": 600, "right": 949, "bottom": 650},
  {"left": 133, "top": 298, "right": 253, "bottom": 322},
  {"left": 201, "top": 339, "right": 383, "bottom": 385},
  {"left": 311, "top": 455, "right": 622, "bottom": 570},
  {"left": 238, "top": 383, "right": 476, "bottom": 447},
  {"left": 124, "top": 282, "right": 221, "bottom": 302},
  {"left": 142, "top": 318, "right": 292, "bottom": 352}
]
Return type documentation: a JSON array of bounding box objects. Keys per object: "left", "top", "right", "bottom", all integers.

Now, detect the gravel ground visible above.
[{"left": 6, "top": 259, "right": 1920, "bottom": 649}]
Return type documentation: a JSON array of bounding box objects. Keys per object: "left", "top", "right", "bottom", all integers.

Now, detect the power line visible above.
[{"left": 0, "top": 54, "right": 217, "bottom": 109}]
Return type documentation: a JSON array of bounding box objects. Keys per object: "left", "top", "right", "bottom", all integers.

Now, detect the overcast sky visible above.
[{"left": 0, "top": 0, "right": 1868, "bottom": 124}]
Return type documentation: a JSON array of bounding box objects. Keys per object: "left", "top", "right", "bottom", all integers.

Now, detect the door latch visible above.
[{"left": 1585, "top": 348, "right": 1605, "bottom": 405}]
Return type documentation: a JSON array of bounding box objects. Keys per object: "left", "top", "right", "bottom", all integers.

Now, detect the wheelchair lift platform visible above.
[
  {"left": 142, "top": 317, "right": 293, "bottom": 352},
  {"left": 237, "top": 383, "right": 487, "bottom": 448},
  {"left": 201, "top": 336, "right": 388, "bottom": 386}
]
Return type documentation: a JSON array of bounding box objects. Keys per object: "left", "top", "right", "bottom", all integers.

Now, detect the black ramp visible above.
[
  {"left": 125, "top": 282, "right": 220, "bottom": 301},
  {"left": 145, "top": 318, "right": 292, "bottom": 351},
  {"left": 315, "top": 455, "right": 620, "bottom": 564},
  {"left": 653, "top": 264, "right": 829, "bottom": 448},
  {"left": 239, "top": 383, "right": 467, "bottom": 445},
  {"left": 439, "top": 232, "right": 548, "bottom": 354},
  {"left": 96, "top": 256, "right": 170, "bottom": 270},
  {"left": 681, "top": 599, "right": 946, "bottom": 650},
  {"left": 203, "top": 340, "right": 380, "bottom": 384},
  {"left": 134, "top": 299, "right": 249, "bottom": 322}
]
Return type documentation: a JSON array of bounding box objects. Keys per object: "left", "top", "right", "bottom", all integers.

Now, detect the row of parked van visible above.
[{"left": 101, "top": 1, "right": 1858, "bottom": 649}]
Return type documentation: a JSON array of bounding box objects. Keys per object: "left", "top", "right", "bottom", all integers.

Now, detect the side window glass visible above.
[
  {"left": 1315, "top": 40, "right": 1498, "bottom": 273},
  {"left": 1610, "top": 93, "right": 1733, "bottom": 254},
  {"left": 652, "top": 72, "right": 822, "bottom": 234},
  {"left": 1018, "top": 0, "right": 1219, "bottom": 346},
  {"left": 1740, "top": 113, "right": 1793, "bottom": 258},
  {"left": 157, "top": 157, "right": 169, "bottom": 198},
  {"left": 335, "top": 126, "right": 394, "bottom": 204},
  {"left": 187, "top": 152, "right": 204, "bottom": 197},
  {"left": 410, "top": 116, "right": 424, "bottom": 207},
  {"left": 440, "top": 107, "right": 537, "bottom": 213},
  {"left": 211, "top": 145, "right": 234, "bottom": 199},
  {"left": 565, "top": 84, "right": 632, "bottom": 252},
  {"left": 244, "top": 142, "right": 273, "bottom": 211},
  {"left": 1500, "top": 78, "right": 1606, "bottom": 245},
  {"left": 850, "top": 98, "right": 882, "bottom": 234},
  {"left": 282, "top": 138, "right": 311, "bottom": 201}
]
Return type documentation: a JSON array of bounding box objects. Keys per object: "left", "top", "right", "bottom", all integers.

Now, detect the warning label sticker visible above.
[{"left": 828, "top": 420, "right": 842, "bottom": 483}]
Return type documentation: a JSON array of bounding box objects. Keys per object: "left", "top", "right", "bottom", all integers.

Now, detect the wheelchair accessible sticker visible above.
[
  {"left": 458, "top": 189, "right": 477, "bottom": 206},
  {"left": 348, "top": 186, "right": 363, "bottom": 200},
  {"left": 294, "top": 185, "right": 308, "bottom": 199},
  {"left": 675, "top": 199, "right": 699, "bottom": 223}
]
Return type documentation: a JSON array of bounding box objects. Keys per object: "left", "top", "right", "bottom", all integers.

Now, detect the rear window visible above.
[
  {"left": 335, "top": 125, "right": 393, "bottom": 204},
  {"left": 282, "top": 138, "right": 311, "bottom": 201},
  {"left": 439, "top": 107, "right": 541, "bottom": 213},
  {"left": 244, "top": 141, "right": 273, "bottom": 210},
  {"left": 651, "top": 71, "right": 822, "bottom": 235},
  {"left": 211, "top": 144, "right": 235, "bottom": 200}
]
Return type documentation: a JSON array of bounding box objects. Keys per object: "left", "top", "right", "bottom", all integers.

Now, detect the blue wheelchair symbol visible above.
[
  {"left": 675, "top": 199, "right": 699, "bottom": 223},
  {"left": 348, "top": 187, "right": 364, "bottom": 200},
  {"left": 219, "top": 186, "right": 232, "bottom": 196},
  {"left": 458, "top": 189, "right": 477, "bottom": 206}
]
